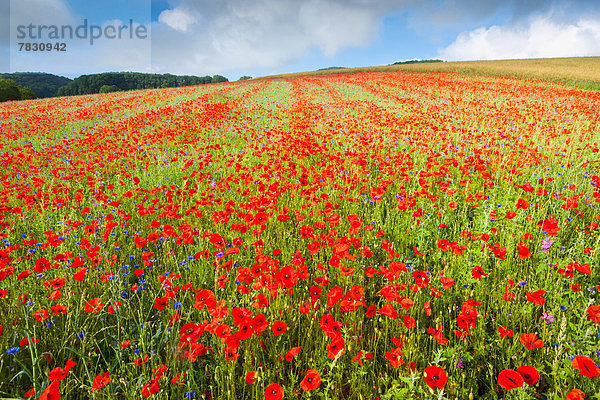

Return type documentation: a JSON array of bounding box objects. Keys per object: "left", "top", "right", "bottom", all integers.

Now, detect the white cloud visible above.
[
  {"left": 158, "top": 8, "right": 196, "bottom": 32},
  {"left": 440, "top": 14, "right": 600, "bottom": 61},
  {"left": 149, "top": 0, "right": 399, "bottom": 75},
  {"left": 7, "top": 0, "right": 600, "bottom": 77}
]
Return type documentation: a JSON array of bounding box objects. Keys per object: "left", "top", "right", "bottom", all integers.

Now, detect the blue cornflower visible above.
[{"left": 7, "top": 347, "right": 20, "bottom": 355}]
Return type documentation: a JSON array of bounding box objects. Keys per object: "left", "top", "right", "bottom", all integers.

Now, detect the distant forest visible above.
[
  {"left": 57, "top": 72, "right": 228, "bottom": 96},
  {"left": 0, "top": 73, "right": 71, "bottom": 98},
  {"left": 391, "top": 59, "right": 443, "bottom": 65},
  {"left": 0, "top": 72, "right": 229, "bottom": 101}
]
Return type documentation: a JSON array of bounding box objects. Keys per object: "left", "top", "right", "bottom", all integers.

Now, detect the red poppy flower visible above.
[
  {"left": 252, "top": 314, "right": 269, "bottom": 332},
  {"left": 520, "top": 333, "right": 544, "bottom": 349},
  {"left": 517, "top": 366, "right": 539, "bottom": 385},
  {"left": 285, "top": 346, "right": 302, "bottom": 361},
  {"left": 587, "top": 305, "right": 600, "bottom": 323},
  {"left": 385, "top": 348, "right": 404, "bottom": 368},
  {"left": 271, "top": 321, "right": 287, "bottom": 336},
  {"left": 423, "top": 366, "right": 447, "bottom": 389},
  {"left": 91, "top": 371, "right": 111, "bottom": 391},
  {"left": 264, "top": 383, "right": 284, "bottom": 400},
  {"left": 352, "top": 351, "right": 365, "bottom": 366},
  {"left": 84, "top": 298, "right": 104, "bottom": 313},
  {"left": 403, "top": 315, "right": 416, "bottom": 329},
  {"left": 34, "top": 258, "right": 51, "bottom": 273},
  {"left": 427, "top": 325, "right": 448, "bottom": 345},
  {"left": 377, "top": 303, "right": 398, "bottom": 320},
  {"left": 498, "top": 369, "right": 524, "bottom": 390},
  {"left": 538, "top": 215, "right": 560, "bottom": 236},
  {"left": 526, "top": 290, "right": 546, "bottom": 306},
  {"left": 572, "top": 356, "right": 600, "bottom": 377},
  {"left": 300, "top": 369, "right": 321, "bottom": 391},
  {"left": 193, "top": 289, "right": 216, "bottom": 310},
  {"left": 72, "top": 267, "right": 88, "bottom": 281},
  {"left": 498, "top": 325, "right": 513, "bottom": 339},
  {"left": 246, "top": 371, "right": 257, "bottom": 385},
  {"left": 19, "top": 336, "right": 39, "bottom": 347},
  {"left": 154, "top": 296, "right": 168, "bottom": 311},
  {"left": 517, "top": 242, "right": 531, "bottom": 258},
  {"left": 48, "top": 359, "right": 76, "bottom": 381},
  {"left": 516, "top": 198, "right": 529, "bottom": 209},
  {"left": 39, "top": 381, "right": 60, "bottom": 400},
  {"left": 566, "top": 389, "right": 585, "bottom": 400},
  {"left": 141, "top": 379, "right": 160, "bottom": 397},
  {"left": 326, "top": 335, "right": 345, "bottom": 359},
  {"left": 134, "top": 235, "right": 147, "bottom": 248}
]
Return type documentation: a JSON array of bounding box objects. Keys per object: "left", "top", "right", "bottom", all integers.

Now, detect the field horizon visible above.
[{"left": 261, "top": 56, "right": 600, "bottom": 91}]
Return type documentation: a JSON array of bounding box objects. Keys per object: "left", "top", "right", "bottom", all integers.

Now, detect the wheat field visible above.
[{"left": 263, "top": 57, "right": 600, "bottom": 89}]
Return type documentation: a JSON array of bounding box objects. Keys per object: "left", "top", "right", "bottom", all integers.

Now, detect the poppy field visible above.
[{"left": 1, "top": 71, "right": 600, "bottom": 399}]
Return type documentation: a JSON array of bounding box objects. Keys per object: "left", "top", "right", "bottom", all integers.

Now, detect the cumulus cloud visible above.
[
  {"left": 6, "top": 0, "right": 600, "bottom": 77},
  {"left": 150, "top": 0, "right": 401, "bottom": 75},
  {"left": 158, "top": 8, "right": 196, "bottom": 32},
  {"left": 440, "top": 13, "right": 600, "bottom": 61}
]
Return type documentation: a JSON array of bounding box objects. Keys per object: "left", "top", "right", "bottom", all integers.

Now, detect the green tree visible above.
[
  {"left": 99, "top": 84, "right": 121, "bottom": 93},
  {"left": 238, "top": 76, "right": 252, "bottom": 81},
  {"left": 211, "top": 75, "right": 228, "bottom": 83},
  {"left": 18, "top": 86, "right": 36, "bottom": 100},
  {"left": 0, "top": 78, "right": 29, "bottom": 102}
]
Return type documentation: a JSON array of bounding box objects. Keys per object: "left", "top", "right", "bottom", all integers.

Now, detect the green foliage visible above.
[
  {"left": 56, "top": 72, "right": 229, "bottom": 96},
  {"left": 18, "top": 86, "right": 36, "bottom": 100},
  {"left": 238, "top": 76, "right": 253, "bottom": 81},
  {"left": 0, "top": 72, "right": 71, "bottom": 98},
  {"left": 0, "top": 78, "right": 21, "bottom": 102},
  {"left": 391, "top": 59, "right": 444, "bottom": 65},
  {"left": 99, "top": 84, "right": 122, "bottom": 93},
  {"left": 211, "top": 75, "right": 228, "bottom": 83},
  {"left": 0, "top": 78, "right": 37, "bottom": 102}
]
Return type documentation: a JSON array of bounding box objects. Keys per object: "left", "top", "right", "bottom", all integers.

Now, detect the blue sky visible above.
[{"left": 3, "top": 0, "right": 600, "bottom": 80}]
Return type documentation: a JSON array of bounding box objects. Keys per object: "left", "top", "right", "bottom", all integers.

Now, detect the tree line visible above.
[
  {"left": 56, "top": 72, "right": 228, "bottom": 96},
  {"left": 0, "top": 78, "right": 37, "bottom": 102},
  {"left": 0, "top": 72, "right": 229, "bottom": 102}
]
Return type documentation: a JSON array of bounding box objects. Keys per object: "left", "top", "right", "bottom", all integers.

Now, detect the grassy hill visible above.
[{"left": 263, "top": 57, "right": 600, "bottom": 90}]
